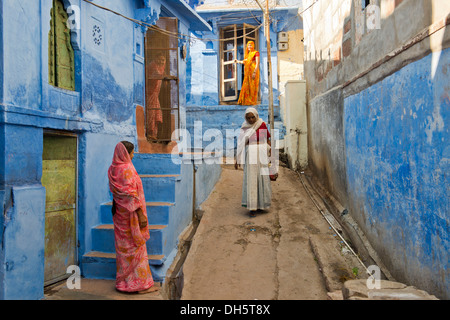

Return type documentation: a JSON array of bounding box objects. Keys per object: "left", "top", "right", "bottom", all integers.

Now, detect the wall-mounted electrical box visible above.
[
  {"left": 278, "top": 32, "right": 288, "bottom": 51},
  {"left": 278, "top": 32, "right": 288, "bottom": 43},
  {"left": 278, "top": 42, "right": 288, "bottom": 51}
]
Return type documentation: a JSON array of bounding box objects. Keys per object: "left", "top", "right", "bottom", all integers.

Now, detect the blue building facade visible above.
[
  {"left": 0, "top": 0, "right": 218, "bottom": 300},
  {"left": 184, "top": 3, "right": 302, "bottom": 154}
]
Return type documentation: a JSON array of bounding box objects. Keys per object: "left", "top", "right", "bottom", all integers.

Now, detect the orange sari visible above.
[
  {"left": 146, "top": 61, "right": 165, "bottom": 139},
  {"left": 238, "top": 47, "right": 260, "bottom": 105}
]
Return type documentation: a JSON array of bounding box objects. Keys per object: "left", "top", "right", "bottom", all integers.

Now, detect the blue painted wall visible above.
[
  {"left": 0, "top": 0, "right": 142, "bottom": 300},
  {"left": 344, "top": 48, "right": 449, "bottom": 298},
  {"left": 193, "top": 155, "right": 222, "bottom": 208},
  {"left": 186, "top": 105, "right": 270, "bottom": 155},
  {"left": 1, "top": 0, "right": 212, "bottom": 299}
]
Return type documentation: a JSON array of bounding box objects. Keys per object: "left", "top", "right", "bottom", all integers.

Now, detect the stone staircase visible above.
[{"left": 82, "top": 153, "right": 180, "bottom": 282}]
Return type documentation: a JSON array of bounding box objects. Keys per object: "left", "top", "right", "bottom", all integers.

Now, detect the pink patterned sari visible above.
[{"left": 108, "top": 142, "right": 154, "bottom": 292}]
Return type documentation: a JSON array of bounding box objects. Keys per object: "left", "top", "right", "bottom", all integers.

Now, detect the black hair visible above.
[{"left": 120, "top": 141, "right": 135, "bottom": 154}]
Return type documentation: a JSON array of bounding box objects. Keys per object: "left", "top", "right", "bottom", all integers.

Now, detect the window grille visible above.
[{"left": 144, "top": 17, "right": 180, "bottom": 142}]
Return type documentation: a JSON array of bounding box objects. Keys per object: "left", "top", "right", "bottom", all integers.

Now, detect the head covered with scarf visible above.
[
  {"left": 108, "top": 141, "right": 149, "bottom": 246},
  {"left": 108, "top": 142, "right": 138, "bottom": 199},
  {"left": 245, "top": 41, "right": 256, "bottom": 58},
  {"left": 236, "top": 107, "right": 264, "bottom": 164}
]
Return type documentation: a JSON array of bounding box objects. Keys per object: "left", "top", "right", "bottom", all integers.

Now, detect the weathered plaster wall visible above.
[
  {"left": 283, "top": 80, "right": 308, "bottom": 170},
  {"left": 194, "top": 156, "right": 222, "bottom": 208},
  {"left": 0, "top": 0, "right": 145, "bottom": 299},
  {"left": 2, "top": 0, "right": 42, "bottom": 110},
  {"left": 0, "top": 186, "right": 46, "bottom": 300},
  {"left": 278, "top": 29, "right": 304, "bottom": 88},
  {"left": 0, "top": 1, "right": 3, "bottom": 106},
  {"left": 1, "top": 0, "right": 215, "bottom": 299},
  {"left": 308, "top": 86, "right": 347, "bottom": 203},
  {"left": 186, "top": 37, "right": 219, "bottom": 106},
  {"left": 80, "top": 0, "right": 140, "bottom": 130},
  {"left": 186, "top": 105, "right": 270, "bottom": 156},
  {"left": 278, "top": 28, "right": 304, "bottom": 130},
  {"left": 0, "top": 124, "right": 46, "bottom": 300},
  {"left": 303, "top": 0, "right": 450, "bottom": 298},
  {"left": 345, "top": 49, "right": 449, "bottom": 298}
]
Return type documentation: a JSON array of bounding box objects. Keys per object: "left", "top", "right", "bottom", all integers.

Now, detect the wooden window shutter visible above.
[
  {"left": 144, "top": 17, "right": 180, "bottom": 142},
  {"left": 220, "top": 24, "right": 238, "bottom": 102},
  {"left": 49, "top": 0, "right": 75, "bottom": 91}
]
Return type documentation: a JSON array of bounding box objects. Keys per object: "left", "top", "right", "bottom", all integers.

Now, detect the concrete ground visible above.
[
  {"left": 181, "top": 164, "right": 365, "bottom": 300},
  {"left": 45, "top": 163, "right": 365, "bottom": 300},
  {"left": 44, "top": 279, "right": 164, "bottom": 300}
]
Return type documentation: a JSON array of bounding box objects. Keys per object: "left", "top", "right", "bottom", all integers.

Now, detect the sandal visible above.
[{"left": 249, "top": 211, "right": 257, "bottom": 217}]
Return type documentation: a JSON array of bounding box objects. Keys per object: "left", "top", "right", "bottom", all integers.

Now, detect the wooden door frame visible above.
[{"left": 42, "top": 130, "right": 79, "bottom": 287}]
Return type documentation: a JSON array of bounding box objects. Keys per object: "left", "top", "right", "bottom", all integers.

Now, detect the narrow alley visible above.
[
  {"left": 1, "top": 0, "right": 447, "bottom": 303},
  {"left": 180, "top": 163, "right": 364, "bottom": 300},
  {"left": 45, "top": 161, "right": 368, "bottom": 301}
]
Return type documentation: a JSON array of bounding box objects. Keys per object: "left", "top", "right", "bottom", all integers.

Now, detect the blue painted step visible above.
[
  {"left": 100, "top": 202, "right": 173, "bottom": 225},
  {"left": 82, "top": 154, "right": 180, "bottom": 283},
  {"left": 82, "top": 252, "right": 166, "bottom": 281},
  {"left": 140, "top": 174, "right": 179, "bottom": 203},
  {"left": 132, "top": 153, "right": 180, "bottom": 175},
  {"left": 91, "top": 224, "right": 166, "bottom": 255}
]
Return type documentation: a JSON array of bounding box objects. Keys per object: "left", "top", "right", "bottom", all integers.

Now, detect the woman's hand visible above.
[
  {"left": 136, "top": 207, "right": 147, "bottom": 229},
  {"left": 252, "top": 71, "right": 256, "bottom": 79},
  {"left": 163, "top": 75, "right": 178, "bottom": 81}
]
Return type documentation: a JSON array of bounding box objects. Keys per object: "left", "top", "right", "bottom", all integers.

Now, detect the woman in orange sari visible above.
[
  {"left": 108, "top": 141, "right": 158, "bottom": 294},
  {"left": 146, "top": 54, "right": 166, "bottom": 140},
  {"left": 236, "top": 41, "right": 260, "bottom": 105}
]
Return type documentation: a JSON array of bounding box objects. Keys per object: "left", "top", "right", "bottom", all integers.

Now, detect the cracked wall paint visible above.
[{"left": 344, "top": 48, "right": 449, "bottom": 299}]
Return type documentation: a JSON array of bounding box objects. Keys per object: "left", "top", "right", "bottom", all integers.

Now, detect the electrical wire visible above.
[
  {"left": 81, "top": 0, "right": 263, "bottom": 43},
  {"left": 298, "top": 0, "right": 319, "bottom": 16},
  {"left": 242, "top": 0, "right": 264, "bottom": 24},
  {"left": 277, "top": 0, "right": 319, "bottom": 33},
  {"left": 80, "top": 0, "right": 312, "bottom": 44}
]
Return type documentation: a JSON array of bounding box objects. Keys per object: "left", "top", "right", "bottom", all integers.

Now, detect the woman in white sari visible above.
[{"left": 235, "top": 108, "right": 272, "bottom": 217}]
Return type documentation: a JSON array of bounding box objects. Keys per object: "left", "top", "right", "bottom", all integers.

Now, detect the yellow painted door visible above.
[{"left": 42, "top": 134, "right": 77, "bottom": 286}]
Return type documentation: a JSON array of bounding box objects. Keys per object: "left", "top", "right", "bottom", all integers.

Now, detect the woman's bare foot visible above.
[{"left": 137, "top": 286, "right": 159, "bottom": 294}]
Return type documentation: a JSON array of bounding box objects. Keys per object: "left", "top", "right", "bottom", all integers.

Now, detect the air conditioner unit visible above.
[
  {"left": 278, "top": 42, "right": 288, "bottom": 51},
  {"left": 278, "top": 32, "right": 288, "bottom": 43}
]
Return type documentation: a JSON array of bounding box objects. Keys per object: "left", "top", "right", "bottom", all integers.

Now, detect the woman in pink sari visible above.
[{"left": 108, "top": 141, "right": 158, "bottom": 293}]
